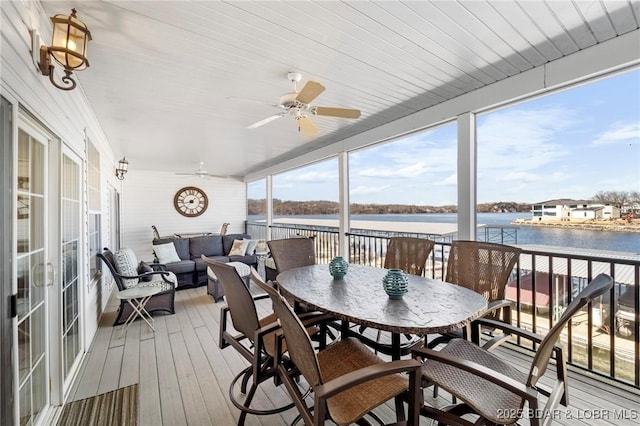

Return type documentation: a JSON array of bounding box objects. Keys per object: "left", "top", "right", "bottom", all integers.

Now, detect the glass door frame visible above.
[
  {"left": 15, "top": 110, "right": 54, "bottom": 424},
  {"left": 1, "top": 95, "right": 15, "bottom": 426},
  {"left": 57, "top": 144, "right": 85, "bottom": 395}
]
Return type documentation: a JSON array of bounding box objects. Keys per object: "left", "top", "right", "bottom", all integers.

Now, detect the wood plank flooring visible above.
[{"left": 64, "top": 285, "right": 640, "bottom": 425}]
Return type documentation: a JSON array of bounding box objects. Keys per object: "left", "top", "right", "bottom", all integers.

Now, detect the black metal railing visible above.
[{"left": 245, "top": 220, "right": 640, "bottom": 388}]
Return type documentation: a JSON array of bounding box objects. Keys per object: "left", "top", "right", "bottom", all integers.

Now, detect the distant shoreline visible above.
[{"left": 512, "top": 219, "right": 640, "bottom": 233}]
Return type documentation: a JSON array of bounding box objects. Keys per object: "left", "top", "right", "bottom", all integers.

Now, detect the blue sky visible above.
[{"left": 250, "top": 69, "right": 640, "bottom": 205}]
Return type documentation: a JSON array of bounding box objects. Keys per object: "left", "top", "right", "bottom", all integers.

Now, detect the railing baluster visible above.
[{"left": 247, "top": 220, "right": 640, "bottom": 388}]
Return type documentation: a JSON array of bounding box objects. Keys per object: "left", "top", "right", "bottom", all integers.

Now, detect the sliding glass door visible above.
[
  {"left": 60, "top": 148, "right": 83, "bottom": 387},
  {"left": 16, "top": 120, "right": 49, "bottom": 425}
]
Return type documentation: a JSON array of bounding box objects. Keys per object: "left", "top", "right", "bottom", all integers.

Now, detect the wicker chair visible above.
[
  {"left": 267, "top": 237, "right": 316, "bottom": 312},
  {"left": 384, "top": 237, "right": 435, "bottom": 276},
  {"left": 202, "top": 256, "right": 327, "bottom": 425},
  {"left": 98, "top": 248, "right": 175, "bottom": 326},
  {"left": 358, "top": 237, "right": 435, "bottom": 356},
  {"left": 413, "top": 273, "right": 613, "bottom": 426},
  {"left": 267, "top": 237, "right": 316, "bottom": 274},
  {"left": 428, "top": 240, "right": 522, "bottom": 348},
  {"left": 250, "top": 269, "right": 423, "bottom": 426}
]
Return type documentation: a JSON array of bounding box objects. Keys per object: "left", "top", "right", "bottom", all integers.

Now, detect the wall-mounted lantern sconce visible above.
[
  {"left": 115, "top": 157, "right": 128, "bottom": 180},
  {"left": 37, "top": 8, "right": 91, "bottom": 91}
]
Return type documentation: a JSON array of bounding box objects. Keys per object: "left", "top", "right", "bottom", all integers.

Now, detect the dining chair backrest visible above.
[
  {"left": 219, "top": 222, "right": 229, "bottom": 236},
  {"left": 97, "top": 248, "right": 124, "bottom": 290},
  {"left": 384, "top": 237, "right": 435, "bottom": 276},
  {"left": 445, "top": 240, "right": 521, "bottom": 306},
  {"left": 202, "top": 256, "right": 260, "bottom": 340},
  {"left": 264, "top": 281, "right": 323, "bottom": 388},
  {"left": 529, "top": 273, "right": 612, "bottom": 387},
  {"left": 151, "top": 225, "right": 160, "bottom": 239},
  {"left": 267, "top": 237, "right": 316, "bottom": 274}
]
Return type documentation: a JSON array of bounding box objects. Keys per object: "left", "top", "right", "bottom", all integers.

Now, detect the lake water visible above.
[{"left": 253, "top": 213, "right": 640, "bottom": 254}]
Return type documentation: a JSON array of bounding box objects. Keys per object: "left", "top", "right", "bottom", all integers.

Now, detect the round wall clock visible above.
[{"left": 174, "top": 186, "right": 208, "bottom": 217}]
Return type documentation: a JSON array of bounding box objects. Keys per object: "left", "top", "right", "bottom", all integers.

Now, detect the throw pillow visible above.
[
  {"left": 113, "top": 248, "right": 139, "bottom": 288},
  {"left": 229, "top": 239, "right": 250, "bottom": 256},
  {"left": 243, "top": 239, "right": 258, "bottom": 255},
  {"left": 138, "top": 261, "right": 153, "bottom": 282},
  {"left": 153, "top": 243, "right": 181, "bottom": 264}
]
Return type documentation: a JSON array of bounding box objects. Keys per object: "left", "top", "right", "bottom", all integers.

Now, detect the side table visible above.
[
  {"left": 255, "top": 251, "right": 270, "bottom": 279},
  {"left": 116, "top": 286, "right": 162, "bottom": 337},
  {"left": 207, "top": 261, "right": 251, "bottom": 302}
]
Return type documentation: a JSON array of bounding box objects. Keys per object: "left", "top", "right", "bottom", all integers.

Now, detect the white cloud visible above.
[
  {"left": 358, "top": 162, "right": 430, "bottom": 178},
  {"left": 350, "top": 185, "right": 391, "bottom": 195},
  {"left": 591, "top": 122, "right": 640, "bottom": 146}
]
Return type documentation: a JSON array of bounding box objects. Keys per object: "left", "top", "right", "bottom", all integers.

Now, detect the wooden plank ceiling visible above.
[{"left": 41, "top": 1, "right": 639, "bottom": 178}]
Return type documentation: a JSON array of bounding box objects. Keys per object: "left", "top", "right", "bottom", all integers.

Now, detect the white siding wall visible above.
[
  {"left": 120, "top": 170, "right": 247, "bottom": 261},
  {"left": 2, "top": 0, "right": 117, "bottom": 388}
]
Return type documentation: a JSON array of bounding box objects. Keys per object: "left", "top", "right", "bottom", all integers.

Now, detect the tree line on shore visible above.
[
  {"left": 247, "top": 199, "right": 531, "bottom": 215},
  {"left": 248, "top": 190, "right": 639, "bottom": 216}
]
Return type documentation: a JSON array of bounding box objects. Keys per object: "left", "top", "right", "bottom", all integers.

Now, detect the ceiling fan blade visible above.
[
  {"left": 297, "top": 116, "right": 317, "bottom": 136},
  {"left": 248, "top": 113, "right": 286, "bottom": 129},
  {"left": 296, "top": 81, "right": 325, "bottom": 104},
  {"left": 312, "top": 106, "right": 361, "bottom": 119}
]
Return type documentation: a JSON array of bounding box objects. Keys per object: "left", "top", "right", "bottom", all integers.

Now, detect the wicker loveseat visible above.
[{"left": 152, "top": 233, "right": 258, "bottom": 289}]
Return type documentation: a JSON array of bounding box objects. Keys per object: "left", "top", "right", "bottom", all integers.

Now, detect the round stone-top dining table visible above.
[{"left": 276, "top": 263, "right": 488, "bottom": 358}]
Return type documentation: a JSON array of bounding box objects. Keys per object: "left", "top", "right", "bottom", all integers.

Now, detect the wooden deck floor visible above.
[{"left": 63, "top": 285, "right": 640, "bottom": 425}]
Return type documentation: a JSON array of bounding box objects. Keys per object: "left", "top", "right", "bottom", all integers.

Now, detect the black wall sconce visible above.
[
  {"left": 115, "top": 157, "right": 128, "bottom": 180},
  {"left": 37, "top": 8, "right": 91, "bottom": 91}
]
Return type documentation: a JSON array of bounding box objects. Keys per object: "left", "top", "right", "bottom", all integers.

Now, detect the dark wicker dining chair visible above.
[
  {"left": 384, "top": 236, "right": 435, "bottom": 276},
  {"left": 202, "top": 256, "right": 324, "bottom": 425},
  {"left": 267, "top": 237, "right": 316, "bottom": 275},
  {"left": 254, "top": 269, "right": 423, "bottom": 426},
  {"left": 428, "top": 240, "right": 522, "bottom": 348},
  {"left": 359, "top": 237, "right": 436, "bottom": 356},
  {"left": 413, "top": 273, "right": 613, "bottom": 426},
  {"left": 202, "top": 257, "right": 292, "bottom": 424},
  {"left": 267, "top": 237, "right": 317, "bottom": 312}
]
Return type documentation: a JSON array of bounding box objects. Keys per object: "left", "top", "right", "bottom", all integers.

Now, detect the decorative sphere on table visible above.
[
  {"left": 383, "top": 269, "right": 409, "bottom": 299},
  {"left": 329, "top": 256, "right": 349, "bottom": 279}
]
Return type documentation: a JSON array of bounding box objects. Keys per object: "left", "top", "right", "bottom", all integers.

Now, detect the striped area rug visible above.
[{"left": 58, "top": 384, "right": 138, "bottom": 426}]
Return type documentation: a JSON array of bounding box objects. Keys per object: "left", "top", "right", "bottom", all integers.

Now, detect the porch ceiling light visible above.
[
  {"left": 39, "top": 8, "right": 91, "bottom": 91},
  {"left": 115, "top": 157, "right": 128, "bottom": 180}
]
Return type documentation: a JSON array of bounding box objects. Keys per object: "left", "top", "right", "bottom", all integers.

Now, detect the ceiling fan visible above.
[
  {"left": 247, "top": 72, "right": 361, "bottom": 136},
  {"left": 175, "top": 162, "right": 228, "bottom": 179}
]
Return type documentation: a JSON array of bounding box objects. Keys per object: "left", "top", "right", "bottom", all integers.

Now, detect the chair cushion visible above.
[
  {"left": 153, "top": 243, "right": 181, "bottom": 264},
  {"left": 229, "top": 254, "right": 257, "bottom": 266},
  {"left": 161, "top": 259, "right": 196, "bottom": 274},
  {"left": 190, "top": 235, "right": 224, "bottom": 258},
  {"left": 318, "top": 338, "right": 409, "bottom": 425},
  {"left": 194, "top": 256, "right": 229, "bottom": 272},
  {"left": 138, "top": 271, "right": 177, "bottom": 291},
  {"left": 113, "top": 248, "right": 139, "bottom": 288},
  {"left": 172, "top": 238, "right": 190, "bottom": 260}
]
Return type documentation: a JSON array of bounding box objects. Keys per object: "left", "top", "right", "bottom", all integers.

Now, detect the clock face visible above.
[{"left": 174, "top": 186, "right": 208, "bottom": 217}]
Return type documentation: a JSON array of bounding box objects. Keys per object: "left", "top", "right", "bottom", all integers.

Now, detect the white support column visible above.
[
  {"left": 266, "top": 175, "right": 273, "bottom": 241},
  {"left": 457, "top": 112, "right": 477, "bottom": 240},
  {"left": 338, "top": 151, "right": 350, "bottom": 258}
]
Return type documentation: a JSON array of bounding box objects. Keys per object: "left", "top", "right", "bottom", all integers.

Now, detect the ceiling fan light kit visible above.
[{"left": 247, "top": 72, "right": 361, "bottom": 135}]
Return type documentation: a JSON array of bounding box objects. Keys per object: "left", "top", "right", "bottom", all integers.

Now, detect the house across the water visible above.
[{"left": 531, "top": 199, "right": 621, "bottom": 221}]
